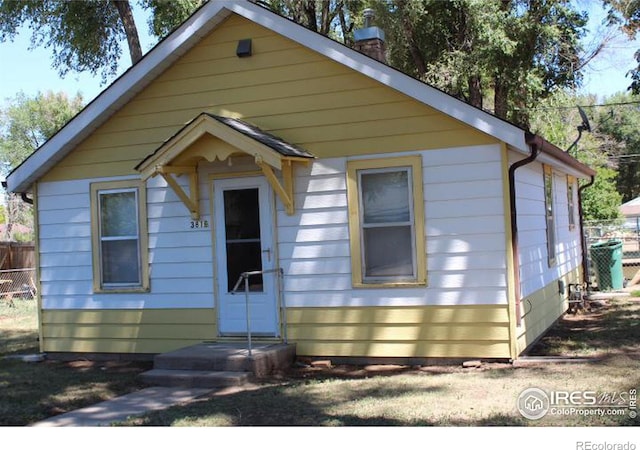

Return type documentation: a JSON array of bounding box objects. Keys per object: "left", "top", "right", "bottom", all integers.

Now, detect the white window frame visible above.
[
  {"left": 346, "top": 155, "right": 426, "bottom": 288},
  {"left": 357, "top": 167, "right": 417, "bottom": 283},
  {"left": 91, "top": 180, "right": 149, "bottom": 293}
]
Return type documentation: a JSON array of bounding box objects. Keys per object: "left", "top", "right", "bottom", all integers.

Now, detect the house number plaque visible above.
[{"left": 189, "top": 220, "right": 210, "bottom": 229}]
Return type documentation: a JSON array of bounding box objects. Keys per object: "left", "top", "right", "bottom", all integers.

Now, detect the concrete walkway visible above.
[{"left": 31, "top": 387, "right": 213, "bottom": 427}]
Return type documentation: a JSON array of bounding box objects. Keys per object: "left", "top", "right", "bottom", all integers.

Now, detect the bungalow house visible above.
[{"left": 5, "top": 0, "right": 595, "bottom": 362}]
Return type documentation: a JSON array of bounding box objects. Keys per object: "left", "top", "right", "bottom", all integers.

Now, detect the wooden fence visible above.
[{"left": 0, "top": 242, "right": 35, "bottom": 270}]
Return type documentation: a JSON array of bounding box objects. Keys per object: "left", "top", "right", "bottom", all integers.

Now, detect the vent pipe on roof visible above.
[{"left": 353, "top": 8, "right": 387, "bottom": 63}]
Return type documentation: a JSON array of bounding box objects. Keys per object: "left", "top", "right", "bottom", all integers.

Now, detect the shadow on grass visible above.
[
  {"left": 123, "top": 380, "right": 524, "bottom": 427},
  {"left": 0, "top": 358, "right": 152, "bottom": 426},
  {"left": 0, "top": 329, "right": 39, "bottom": 355},
  {"left": 528, "top": 299, "right": 640, "bottom": 357}
]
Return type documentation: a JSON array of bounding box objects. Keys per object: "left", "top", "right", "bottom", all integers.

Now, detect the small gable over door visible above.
[{"left": 135, "top": 113, "right": 314, "bottom": 218}]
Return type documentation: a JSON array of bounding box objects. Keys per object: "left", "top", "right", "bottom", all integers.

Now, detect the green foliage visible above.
[
  {"left": 593, "top": 92, "right": 640, "bottom": 203},
  {"left": 0, "top": 91, "right": 83, "bottom": 175},
  {"left": 0, "top": 0, "right": 131, "bottom": 81},
  {"left": 141, "top": 0, "right": 207, "bottom": 38},
  {"left": 263, "top": 0, "right": 363, "bottom": 41},
  {"left": 365, "top": 0, "right": 587, "bottom": 128},
  {"left": 0, "top": 91, "right": 83, "bottom": 242},
  {"left": 581, "top": 167, "right": 623, "bottom": 221},
  {"left": 529, "top": 89, "right": 624, "bottom": 222},
  {"left": 0, "top": 0, "right": 206, "bottom": 83},
  {"left": 605, "top": 0, "right": 640, "bottom": 93}
]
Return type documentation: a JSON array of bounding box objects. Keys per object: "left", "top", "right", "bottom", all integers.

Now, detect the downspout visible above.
[
  {"left": 509, "top": 133, "right": 542, "bottom": 326},
  {"left": 0, "top": 181, "right": 33, "bottom": 205},
  {"left": 578, "top": 175, "right": 595, "bottom": 290}
]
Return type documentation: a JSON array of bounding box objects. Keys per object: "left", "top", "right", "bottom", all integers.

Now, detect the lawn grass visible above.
[
  {"left": 118, "top": 297, "right": 640, "bottom": 427},
  {"left": 2, "top": 297, "right": 639, "bottom": 427},
  {"left": 117, "top": 353, "right": 638, "bottom": 427},
  {"left": 0, "top": 300, "right": 151, "bottom": 426},
  {"left": 0, "top": 299, "right": 39, "bottom": 355}
]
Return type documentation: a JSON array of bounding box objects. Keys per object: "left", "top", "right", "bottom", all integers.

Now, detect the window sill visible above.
[
  {"left": 94, "top": 286, "right": 150, "bottom": 294},
  {"left": 352, "top": 281, "right": 427, "bottom": 289}
]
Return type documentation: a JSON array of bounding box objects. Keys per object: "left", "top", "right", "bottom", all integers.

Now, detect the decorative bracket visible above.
[
  {"left": 257, "top": 157, "right": 295, "bottom": 215},
  {"left": 157, "top": 165, "right": 200, "bottom": 219}
]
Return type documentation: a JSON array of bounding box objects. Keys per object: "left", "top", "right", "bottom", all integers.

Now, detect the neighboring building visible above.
[
  {"left": 621, "top": 196, "right": 640, "bottom": 228},
  {"left": 5, "top": 1, "right": 595, "bottom": 362}
]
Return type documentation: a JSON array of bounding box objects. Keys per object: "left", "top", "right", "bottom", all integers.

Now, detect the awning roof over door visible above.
[{"left": 135, "top": 113, "right": 314, "bottom": 218}]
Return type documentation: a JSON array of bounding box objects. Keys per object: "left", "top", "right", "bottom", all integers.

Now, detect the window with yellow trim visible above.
[
  {"left": 346, "top": 156, "right": 426, "bottom": 287},
  {"left": 543, "top": 165, "right": 557, "bottom": 266},
  {"left": 567, "top": 175, "right": 576, "bottom": 230},
  {"left": 91, "top": 180, "right": 149, "bottom": 292}
]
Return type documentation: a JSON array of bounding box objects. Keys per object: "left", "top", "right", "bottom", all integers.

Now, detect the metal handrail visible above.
[{"left": 230, "top": 267, "right": 284, "bottom": 357}]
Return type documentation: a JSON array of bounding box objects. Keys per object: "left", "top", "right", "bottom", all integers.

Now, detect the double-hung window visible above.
[
  {"left": 567, "top": 175, "right": 576, "bottom": 230},
  {"left": 543, "top": 165, "right": 557, "bottom": 266},
  {"left": 91, "top": 180, "right": 149, "bottom": 292},
  {"left": 347, "top": 156, "right": 426, "bottom": 287}
]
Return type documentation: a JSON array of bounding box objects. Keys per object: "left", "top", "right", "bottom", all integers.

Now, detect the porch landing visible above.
[{"left": 139, "top": 342, "right": 296, "bottom": 388}]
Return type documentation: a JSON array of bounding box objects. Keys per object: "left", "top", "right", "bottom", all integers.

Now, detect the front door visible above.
[{"left": 214, "top": 177, "right": 279, "bottom": 336}]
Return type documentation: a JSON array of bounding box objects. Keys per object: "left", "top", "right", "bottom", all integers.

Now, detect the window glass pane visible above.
[
  {"left": 223, "top": 188, "right": 263, "bottom": 291},
  {"left": 100, "top": 191, "right": 137, "bottom": 237},
  {"left": 363, "top": 226, "right": 413, "bottom": 278},
  {"left": 224, "top": 189, "right": 260, "bottom": 240},
  {"left": 226, "top": 242, "right": 263, "bottom": 292},
  {"left": 544, "top": 169, "right": 556, "bottom": 261},
  {"left": 361, "top": 171, "right": 410, "bottom": 223},
  {"left": 101, "top": 239, "right": 140, "bottom": 284}
]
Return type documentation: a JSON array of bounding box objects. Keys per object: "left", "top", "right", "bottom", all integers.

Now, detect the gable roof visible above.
[
  {"left": 135, "top": 112, "right": 314, "bottom": 180},
  {"left": 621, "top": 196, "right": 640, "bottom": 217},
  {"left": 5, "top": 0, "right": 591, "bottom": 193}
]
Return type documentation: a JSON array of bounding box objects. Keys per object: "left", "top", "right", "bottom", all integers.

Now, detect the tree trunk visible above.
[
  {"left": 303, "top": 0, "right": 318, "bottom": 32},
  {"left": 111, "top": 0, "right": 143, "bottom": 64},
  {"left": 396, "top": 0, "right": 427, "bottom": 76},
  {"left": 467, "top": 75, "right": 482, "bottom": 109},
  {"left": 493, "top": 75, "right": 508, "bottom": 120}
]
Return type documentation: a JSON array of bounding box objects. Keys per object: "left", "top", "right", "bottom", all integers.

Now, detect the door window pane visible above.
[{"left": 223, "top": 188, "right": 263, "bottom": 291}]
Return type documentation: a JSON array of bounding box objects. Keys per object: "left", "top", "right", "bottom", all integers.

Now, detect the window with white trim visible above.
[
  {"left": 91, "top": 180, "right": 148, "bottom": 292},
  {"left": 347, "top": 156, "right": 426, "bottom": 287}
]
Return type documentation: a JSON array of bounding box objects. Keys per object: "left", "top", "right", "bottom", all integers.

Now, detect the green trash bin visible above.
[{"left": 590, "top": 240, "right": 624, "bottom": 291}]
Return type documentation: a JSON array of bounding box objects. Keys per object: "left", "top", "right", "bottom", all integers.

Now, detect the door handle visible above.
[{"left": 262, "top": 248, "right": 271, "bottom": 262}]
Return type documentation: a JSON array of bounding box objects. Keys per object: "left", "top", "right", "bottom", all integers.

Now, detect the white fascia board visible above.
[
  {"left": 8, "top": 0, "right": 530, "bottom": 193},
  {"left": 6, "top": 1, "right": 234, "bottom": 194},
  {"left": 227, "top": 1, "right": 530, "bottom": 153}
]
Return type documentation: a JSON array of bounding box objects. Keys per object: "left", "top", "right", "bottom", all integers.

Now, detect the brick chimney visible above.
[{"left": 353, "top": 8, "right": 386, "bottom": 63}]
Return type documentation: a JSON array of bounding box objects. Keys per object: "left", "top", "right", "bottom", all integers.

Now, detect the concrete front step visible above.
[
  {"left": 139, "top": 369, "right": 250, "bottom": 388},
  {"left": 139, "top": 342, "right": 296, "bottom": 388},
  {"left": 153, "top": 343, "right": 296, "bottom": 377}
]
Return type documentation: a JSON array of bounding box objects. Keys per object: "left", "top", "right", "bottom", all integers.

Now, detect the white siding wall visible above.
[
  {"left": 512, "top": 153, "right": 582, "bottom": 297},
  {"left": 38, "top": 144, "right": 509, "bottom": 310},
  {"left": 38, "top": 174, "right": 214, "bottom": 310},
  {"left": 279, "top": 144, "right": 509, "bottom": 307}
]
